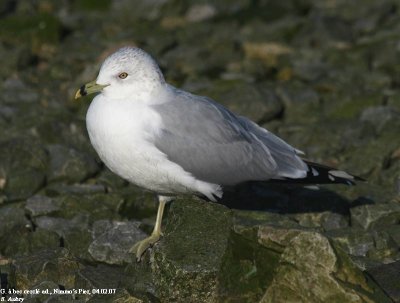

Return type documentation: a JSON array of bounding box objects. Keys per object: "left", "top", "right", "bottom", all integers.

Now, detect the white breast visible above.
[{"left": 86, "top": 94, "right": 221, "bottom": 200}]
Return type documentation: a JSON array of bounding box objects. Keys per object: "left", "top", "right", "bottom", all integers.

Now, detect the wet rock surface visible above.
[{"left": 0, "top": 0, "right": 399, "bottom": 302}]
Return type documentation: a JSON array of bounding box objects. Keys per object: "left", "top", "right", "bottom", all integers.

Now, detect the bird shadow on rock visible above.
[{"left": 217, "top": 182, "right": 374, "bottom": 216}]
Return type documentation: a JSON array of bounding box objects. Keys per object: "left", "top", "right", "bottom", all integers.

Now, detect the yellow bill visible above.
[{"left": 75, "top": 80, "right": 109, "bottom": 99}]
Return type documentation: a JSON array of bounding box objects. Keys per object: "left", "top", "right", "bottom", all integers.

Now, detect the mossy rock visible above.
[
  {"left": 151, "top": 198, "right": 232, "bottom": 302},
  {"left": 328, "top": 93, "right": 383, "bottom": 120},
  {"left": 0, "top": 138, "right": 48, "bottom": 201},
  {"left": 13, "top": 248, "right": 83, "bottom": 290},
  {"left": 258, "top": 228, "right": 391, "bottom": 303},
  {"left": 0, "top": 13, "right": 62, "bottom": 54}
]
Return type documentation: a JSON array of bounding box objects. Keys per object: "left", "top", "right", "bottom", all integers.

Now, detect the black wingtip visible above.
[
  {"left": 270, "top": 160, "right": 365, "bottom": 186},
  {"left": 304, "top": 161, "right": 365, "bottom": 185}
]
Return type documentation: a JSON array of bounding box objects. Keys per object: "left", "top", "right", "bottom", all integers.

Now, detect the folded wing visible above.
[{"left": 151, "top": 88, "right": 308, "bottom": 186}]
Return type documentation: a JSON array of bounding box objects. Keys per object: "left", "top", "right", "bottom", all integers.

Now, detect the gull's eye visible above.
[{"left": 118, "top": 72, "right": 128, "bottom": 79}]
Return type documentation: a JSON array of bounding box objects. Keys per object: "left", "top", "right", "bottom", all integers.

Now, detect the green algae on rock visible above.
[
  {"left": 151, "top": 198, "right": 232, "bottom": 302},
  {"left": 259, "top": 229, "right": 391, "bottom": 303}
]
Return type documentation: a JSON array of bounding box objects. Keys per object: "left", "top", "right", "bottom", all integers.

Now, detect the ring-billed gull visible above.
[{"left": 75, "top": 46, "right": 362, "bottom": 261}]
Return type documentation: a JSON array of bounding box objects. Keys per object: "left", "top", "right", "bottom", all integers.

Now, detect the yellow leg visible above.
[{"left": 129, "top": 195, "right": 170, "bottom": 262}]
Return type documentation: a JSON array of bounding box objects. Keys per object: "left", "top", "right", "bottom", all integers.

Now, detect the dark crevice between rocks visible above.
[
  {"left": 278, "top": 260, "right": 299, "bottom": 271},
  {"left": 389, "top": 77, "right": 400, "bottom": 89},
  {"left": 330, "top": 242, "right": 393, "bottom": 302},
  {"left": 258, "top": 104, "right": 285, "bottom": 125},
  {"left": 24, "top": 213, "right": 36, "bottom": 232},
  {"left": 59, "top": 236, "right": 65, "bottom": 248},
  {"left": 382, "top": 95, "right": 389, "bottom": 106},
  {"left": 77, "top": 162, "right": 106, "bottom": 189},
  {"left": 263, "top": 242, "right": 286, "bottom": 256},
  {"left": 205, "top": 66, "right": 227, "bottom": 80},
  {"left": 17, "top": 53, "right": 39, "bottom": 70},
  {"left": 158, "top": 40, "right": 179, "bottom": 57},
  {"left": 0, "top": 0, "right": 17, "bottom": 18},
  {"left": 382, "top": 151, "right": 398, "bottom": 170},
  {"left": 59, "top": 25, "right": 73, "bottom": 43},
  {"left": 376, "top": 3, "right": 398, "bottom": 27},
  {"left": 335, "top": 275, "right": 393, "bottom": 303},
  {"left": 0, "top": 273, "right": 9, "bottom": 296}
]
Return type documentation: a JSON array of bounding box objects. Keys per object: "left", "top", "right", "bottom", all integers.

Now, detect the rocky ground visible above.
[{"left": 0, "top": 0, "right": 400, "bottom": 302}]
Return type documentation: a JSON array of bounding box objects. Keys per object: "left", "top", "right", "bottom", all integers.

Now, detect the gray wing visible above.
[{"left": 151, "top": 87, "right": 307, "bottom": 186}]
